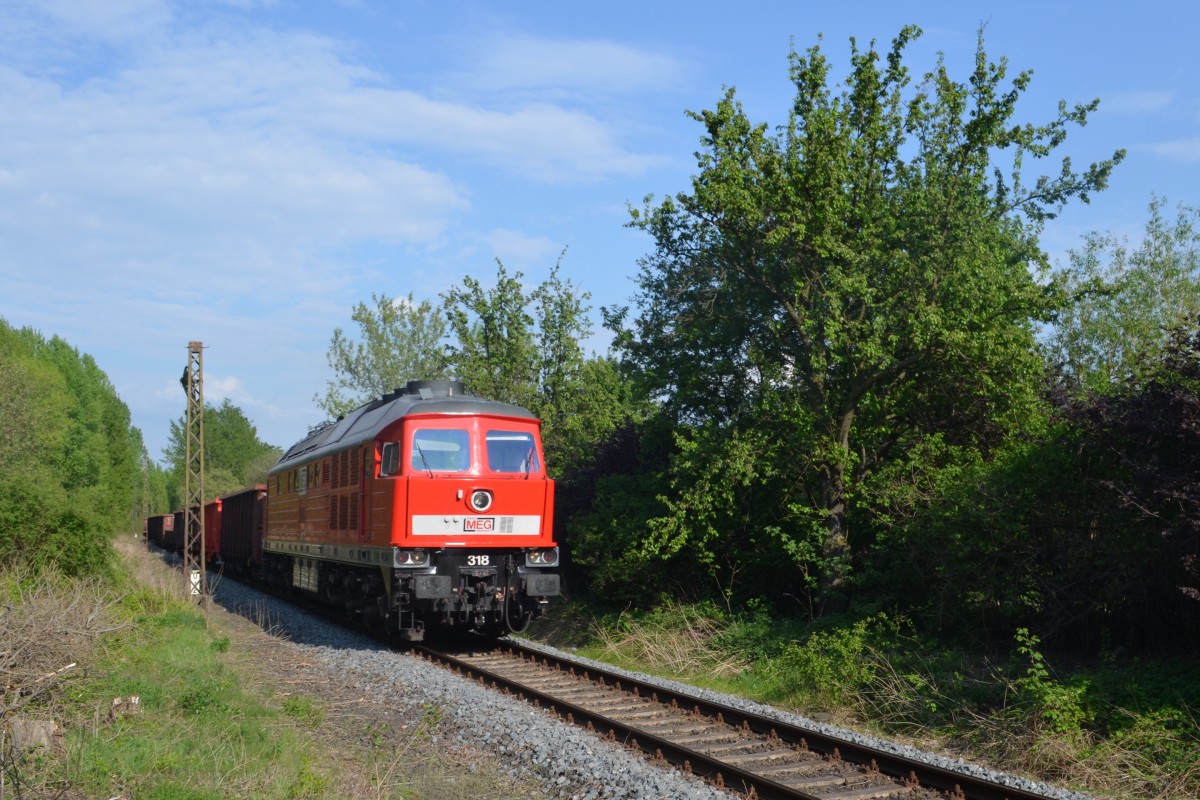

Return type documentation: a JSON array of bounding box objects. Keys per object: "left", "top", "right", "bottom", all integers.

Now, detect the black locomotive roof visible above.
[{"left": 271, "top": 380, "right": 537, "bottom": 473}]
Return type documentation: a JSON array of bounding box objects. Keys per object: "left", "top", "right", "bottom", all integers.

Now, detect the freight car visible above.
[
  {"left": 157, "top": 505, "right": 217, "bottom": 563},
  {"left": 146, "top": 514, "right": 173, "bottom": 549},
  {"left": 218, "top": 484, "right": 267, "bottom": 572},
  {"left": 168, "top": 509, "right": 185, "bottom": 555},
  {"left": 153, "top": 490, "right": 263, "bottom": 566},
  {"left": 203, "top": 497, "right": 222, "bottom": 564},
  {"left": 261, "top": 379, "right": 560, "bottom": 640}
]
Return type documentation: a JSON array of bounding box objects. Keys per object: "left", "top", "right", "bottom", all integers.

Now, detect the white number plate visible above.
[{"left": 467, "top": 555, "right": 490, "bottom": 566}]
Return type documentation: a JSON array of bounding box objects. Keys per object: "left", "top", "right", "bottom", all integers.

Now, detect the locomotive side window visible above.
[
  {"left": 411, "top": 429, "right": 469, "bottom": 472},
  {"left": 380, "top": 442, "right": 400, "bottom": 477},
  {"left": 486, "top": 431, "right": 539, "bottom": 474}
]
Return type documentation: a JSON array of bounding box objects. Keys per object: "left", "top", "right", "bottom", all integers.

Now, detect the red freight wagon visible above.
[
  {"left": 203, "top": 497, "right": 222, "bottom": 564},
  {"left": 168, "top": 510, "right": 185, "bottom": 554},
  {"left": 146, "top": 514, "right": 174, "bottom": 549}
]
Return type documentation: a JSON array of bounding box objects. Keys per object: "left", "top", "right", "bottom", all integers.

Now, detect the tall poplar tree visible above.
[{"left": 615, "top": 26, "right": 1124, "bottom": 609}]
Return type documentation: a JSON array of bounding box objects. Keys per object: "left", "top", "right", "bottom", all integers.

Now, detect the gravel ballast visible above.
[
  {"left": 211, "top": 576, "right": 1093, "bottom": 800},
  {"left": 212, "top": 576, "right": 734, "bottom": 799}
]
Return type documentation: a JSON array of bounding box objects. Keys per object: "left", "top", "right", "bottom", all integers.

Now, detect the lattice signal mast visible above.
[{"left": 181, "top": 341, "right": 207, "bottom": 604}]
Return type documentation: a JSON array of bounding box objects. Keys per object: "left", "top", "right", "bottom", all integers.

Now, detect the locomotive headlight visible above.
[
  {"left": 469, "top": 489, "right": 493, "bottom": 512},
  {"left": 395, "top": 549, "right": 428, "bottom": 566},
  {"left": 525, "top": 548, "right": 559, "bottom": 567}
]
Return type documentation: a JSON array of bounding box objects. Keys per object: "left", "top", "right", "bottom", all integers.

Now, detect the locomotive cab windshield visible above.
[
  {"left": 411, "top": 428, "right": 469, "bottom": 472},
  {"left": 377, "top": 421, "right": 545, "bottom": 478},
  {"left": 486, "top": 431, "right": 539, "bottom": 474}
]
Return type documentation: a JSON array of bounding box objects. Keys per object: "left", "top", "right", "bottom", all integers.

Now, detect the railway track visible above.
[
  {"left": 415, "top": 640, "right": 1062, "bottom": 800},
  {"left": 199, "top": 559, "right": 1076, "bottom": 800}
]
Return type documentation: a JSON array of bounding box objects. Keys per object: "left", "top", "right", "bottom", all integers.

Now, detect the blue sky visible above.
[{"left": 2, "top": 0, "right": 1198, "bottom": 462}]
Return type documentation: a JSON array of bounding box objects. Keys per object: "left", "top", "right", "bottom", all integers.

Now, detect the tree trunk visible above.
[{"left": 818, "top": 462, "right": 850, "bottom": 614}]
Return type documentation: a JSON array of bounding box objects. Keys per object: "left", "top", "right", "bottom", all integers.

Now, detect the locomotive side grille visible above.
[
  {"left": 349, "top": 494, "right": 359, "bottom": 529},
  {"left": 328, "top": 495, "right": 338, "bottom": 530},
  {"left": 322, "top": 460, "right": 330, "bottom": 486},
  {"left": 331, "top": 454, "right": 340, "bottom": 488},
  {"left": 339, "top": 495, "right": 349, "bottom": 530},
  {"left": 350, "top": 448, "right": 360, "bottom": 485}
]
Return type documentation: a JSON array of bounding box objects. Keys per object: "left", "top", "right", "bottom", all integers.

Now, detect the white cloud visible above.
[
  {"left": 0, "top": 24, "right": 471, "bottom": 310},
  {"left": 18, "top": 0, "right": 170, "bottom": 45},
  {"left": 0, "top": 3, "right": 674, "bottom": 458},
  {"left": 481, "top": 229, "right": 561, "bottom": 265},
  {"left": 467, "top": 35, "right": 687, "bottom": 94},
  {"left": 206, "top": 374, "right": 245, "bottom": 398},
  {"left": 1144, "top": 138, "right": 1200, "bottom": 163},
  {"left": 1104, "top": 89, "right": 1174, "bottom": 114},
  {"left": 316, "top": 89, "right": 663, "bottom": 182}
]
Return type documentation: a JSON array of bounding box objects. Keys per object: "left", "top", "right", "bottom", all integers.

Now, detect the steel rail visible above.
[
  {"left": 441, "top": 640, "right": 1060, "bottom": 800},
  {"left": 416, "top": 643, "right": 823, "bottom": 800}
]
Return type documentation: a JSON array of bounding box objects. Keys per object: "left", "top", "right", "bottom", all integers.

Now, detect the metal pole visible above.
[{"left": 182, "top": 342, "right": 207, "bottom": 609}]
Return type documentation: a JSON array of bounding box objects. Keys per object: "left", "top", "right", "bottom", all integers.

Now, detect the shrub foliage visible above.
[{"left": 0, "top": 319, "right": 144, "bottom": 574}]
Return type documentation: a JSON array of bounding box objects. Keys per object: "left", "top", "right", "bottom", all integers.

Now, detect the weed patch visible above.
[{"left": 4, "top": 538, "right": 527, "bottom": 799}]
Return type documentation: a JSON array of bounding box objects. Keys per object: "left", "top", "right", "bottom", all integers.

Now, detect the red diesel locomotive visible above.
[{"left": 260, "top": 379, "right": 560, "bottom": 639}]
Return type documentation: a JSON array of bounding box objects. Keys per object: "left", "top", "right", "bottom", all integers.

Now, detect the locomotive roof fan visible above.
[{"left": 404, "top": 379, "right": 466, "bottom": 399}]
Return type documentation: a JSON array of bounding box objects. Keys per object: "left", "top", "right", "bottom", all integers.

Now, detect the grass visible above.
[
  {"left": 530, "top": 599, "right": 1200, "bottom": 800},
  {"left": 2, "top": 537, "right": 534, "bottom": 800},
  {"left": 62, "top": 603, "right": 322, "bottom": 799}
]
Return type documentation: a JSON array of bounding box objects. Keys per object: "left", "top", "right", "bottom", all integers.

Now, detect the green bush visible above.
[
  {"left": 760, "top": 615, "right": 901, "bottom": 710},
  {"left": 0, "top": 476, "right": 113, "bottom": 577},
  {"left": 1011, "top": 628, "right": 1092, "bottom": 737}
]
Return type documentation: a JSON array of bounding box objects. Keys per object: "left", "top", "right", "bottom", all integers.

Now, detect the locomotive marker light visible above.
[
  {"left": 525, "top": 547, "right": 559, "bottom": 566},
  {"left": 395, "top": 550, "right": 428, "bottom": 566}
]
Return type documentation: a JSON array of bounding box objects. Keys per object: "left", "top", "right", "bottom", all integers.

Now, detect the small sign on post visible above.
[{"left": 190, "top": 569, "right": 201, "bottom": 597}]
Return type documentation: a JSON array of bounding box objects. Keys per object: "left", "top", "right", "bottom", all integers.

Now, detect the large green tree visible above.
[
  {"left": 1048, "top": 197, "right": 1200, "bottom": 393},
  {"left": 614, "top": 27, "right": 1123, "bottom": 608},
  {"left": 443, "top": 261, "right": 542, "bottom": 411},
  {"left": 316, "top": 292, "right": 448, "bottom": 417},
  {"left": 441, "top": 257, "right": 621, "bottom": 470}
]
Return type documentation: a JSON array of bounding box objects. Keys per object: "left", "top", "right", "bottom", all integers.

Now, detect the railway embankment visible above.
[{"left": 1, "top": 538, "right": 535, "bottom": 800}]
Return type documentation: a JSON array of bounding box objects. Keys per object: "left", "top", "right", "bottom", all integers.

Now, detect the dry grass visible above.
[
  {"left": 1, "top": 563, "right": 126, "bottom": 798},
  {"left": 590, "top": 602, "right": 749, "bottom": 680}
]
